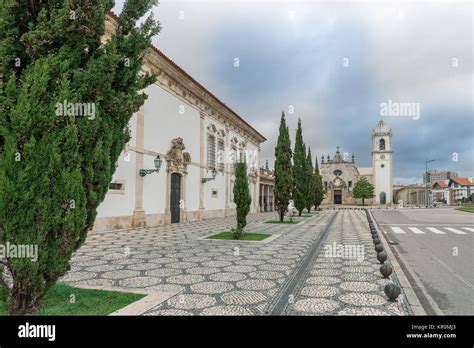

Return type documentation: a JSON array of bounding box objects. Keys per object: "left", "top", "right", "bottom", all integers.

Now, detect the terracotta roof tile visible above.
[
  {"left": 431, "top": 180, "right": 447, "bottom": 188},
  {"left": 451, "top": 177, "right": 474, "bottom": 186}
]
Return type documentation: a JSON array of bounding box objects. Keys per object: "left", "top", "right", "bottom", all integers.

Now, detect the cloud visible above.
[{"left": 113, "top": 0, "right": 473, "bottom": 182}]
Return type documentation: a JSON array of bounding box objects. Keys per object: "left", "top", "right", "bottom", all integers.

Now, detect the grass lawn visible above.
[
  {"left": 207, "top": 232, "right": 271, "bottom": 241},
  {"left": 456, "top": 204, "right": 474, "bottom": 213},
  {"left": 264, "top": 220, "right": 298, "bottom": 224},
  {"left": 0, "top": 283, "right": 144, "bottom": 316}
]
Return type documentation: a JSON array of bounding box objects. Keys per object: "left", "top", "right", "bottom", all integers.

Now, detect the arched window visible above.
[
  {"left": 379, "top": 139, "right": 385, "bottom": 150},
  {"left": 324, "top": 181, "right": 328, "bottom": 191},
  {"left": 380, "top": 192, "right": 386, "bottom": 204}
]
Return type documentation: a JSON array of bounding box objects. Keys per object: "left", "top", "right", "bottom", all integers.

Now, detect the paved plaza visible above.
[{"left": 61, "top": 210, "right": 410, "bottom": 315}]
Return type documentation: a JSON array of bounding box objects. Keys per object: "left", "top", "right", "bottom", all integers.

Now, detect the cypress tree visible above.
[
  {"left": 273, "top": 112, "right": 292, "bottom": 222},
  {"left": 292, "top": 118, "right": 306, "bottom": 216},
  {"left": 305, "top": 147, "right": 315, "bottom": 212},
  {"left": 313, "top": 157, "right": 325, "bottom": 209},
  {"left": 233, "top": 162, "right": 251, "bottom": 236},
  {"left": 0, "top": 0, "right": 160, "bottom": 314}
]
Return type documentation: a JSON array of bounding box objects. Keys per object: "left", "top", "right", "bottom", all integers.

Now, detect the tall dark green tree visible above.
[
  {"left": 0, "top": 0, "right": 160, "bottom": 314},
  {"left": 353, "top": 177, "right": 375, "bottom": 206},
  {"left": 313, "top": 157, "right": 325, "bottom": 209},
  {"left": 305, "top": 147, "right": 315, "bottom": 212},
  {"left": 273, "top": 112, "right": 293, "bottom": 222},
  {"left": 233, "top": 162, "right": 251, "bottom": 234},
  {"left": 292, "top": 118, "right": 307, "bottom": 216}
]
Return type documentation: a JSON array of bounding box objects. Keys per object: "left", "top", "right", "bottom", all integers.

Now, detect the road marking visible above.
[
  {"left": 426, "top": 227, "right": 446, "bottom": 234},
  {"left": 444, "top": 227, "right": 467, "bottom": 235},
  {"left": 462, "top": 227, "right": 474, "bottom": 232},
  {"left": 391, "top": 227, "right": 406, "bottom": 234},
  {"left": 408, "top": 227, "right": 425, "bottom": 234}
]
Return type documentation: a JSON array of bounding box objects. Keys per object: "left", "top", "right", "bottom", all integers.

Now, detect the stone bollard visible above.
[
  {"left": 384, "top": 283, "right": 401, "bottom": 301},
  {"left": 380, "top": 263, "right": 393, "bottom": 278},
  {"left": 375, "top": 244, "right": 384, "bottom": 253},
  {"left": 377, "top": 250, "right": 387, "bottom": 264}
]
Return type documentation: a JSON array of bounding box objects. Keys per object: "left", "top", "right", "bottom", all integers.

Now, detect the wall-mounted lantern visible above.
[
  {"left": 139, "top": 155, "right": 162, "bottom": 177},
  {"left": 202, "top": 168, "right": 217, "bottom": 183}
]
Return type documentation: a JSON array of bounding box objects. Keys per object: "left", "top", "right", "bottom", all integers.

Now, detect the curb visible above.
[
  {"left": 367, "top": 210, "right": 427, "bottom": 315},
  {"left": 198, "top": 232, "right": 281, "bottom": 243}
]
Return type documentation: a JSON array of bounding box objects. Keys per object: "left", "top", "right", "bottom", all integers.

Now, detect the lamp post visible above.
[
  {"left": 202, "top": 168, "right": 217, "bottom": 183},
  {"left": 139, "top": 155, "right": 162, "bottom": 177},
  {"left": 425, "top": 158, "right": 435, "bottom": 208}
]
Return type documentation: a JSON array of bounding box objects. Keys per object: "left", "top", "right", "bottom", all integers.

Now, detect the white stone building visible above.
[
  {"left": 93, "top": 14, "right": 266, "bottom": 231},
  {"left": 320, "top": 120, "right": 393, "bottom": 205}
]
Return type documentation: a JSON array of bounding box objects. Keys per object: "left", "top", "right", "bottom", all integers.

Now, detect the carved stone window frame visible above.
[
  {"left": 230, "top": 137, "right": 239, "bottom": 174},
  {"left": 207, "top": 124, "right": 217, "bottom": 170},
  {"left": 238, "top": 140, "right": 247, "bottom": 164},
  {"left": 216, "top": 129, "right": 226, "bottom": 173}
]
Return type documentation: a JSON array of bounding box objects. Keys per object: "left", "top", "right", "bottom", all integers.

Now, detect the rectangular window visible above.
[
  {"left": 109, "top": 183, "right": 123, "bottom": 190},
  {"left": 108, "top": 180, "right": 125, "bottom": 194},
  {"left": 348, "top": 181, "right": 352, "bottom": 188},
  {"left": 207, "top": 134, "right": 216, "bottom": 168},
  {"left": 217, "top": 138, "right": 225, "bottom": 172}
]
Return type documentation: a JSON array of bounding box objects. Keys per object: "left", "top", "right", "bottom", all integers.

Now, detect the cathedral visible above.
[{"left": 320, "top": 120, "right": 393, "bottom": 205}]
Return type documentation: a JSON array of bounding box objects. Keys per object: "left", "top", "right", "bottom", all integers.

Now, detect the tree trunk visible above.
[
  {"left": 10, "top": 282, "right": 40, "bottom": 315},
  {"left": 279, "top": 209, "right": 285, "bottom": 222},
  {"left": 362, "top": 198, "right": 365, "bottom": 206}
]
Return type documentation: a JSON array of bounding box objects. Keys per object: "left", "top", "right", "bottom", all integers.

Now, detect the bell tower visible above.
[{"left": 372, "top": 120, "right": 393, "bottom": 204}]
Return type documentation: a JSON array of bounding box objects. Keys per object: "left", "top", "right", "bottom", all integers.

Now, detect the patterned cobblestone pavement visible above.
[
  {"left": 62, "top": 209, "right": 410, "bottom": 316},
  {"left": 278, "top": 210, "right": 408, "bottom": 316}
]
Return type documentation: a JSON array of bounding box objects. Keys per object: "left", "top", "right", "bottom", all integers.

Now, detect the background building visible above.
[
  {"left": 432, "top": 178, "right": 474, "bottom": 205},
  {"left": 393, "top": 185, "right": 428, "bottom": 206},
  {"left": 259, "top": 161, "right": 275, "bottom": 212},
  {"left": 423, "top": 170, "right": 458, "bottom": 185},
  {"left": 93, "top": 14, "right": 266, "bottom": 231}
]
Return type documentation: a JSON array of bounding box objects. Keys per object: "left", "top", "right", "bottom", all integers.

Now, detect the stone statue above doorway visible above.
[{"left": 165, "top": 137, "right": 191, "bottom": 172}]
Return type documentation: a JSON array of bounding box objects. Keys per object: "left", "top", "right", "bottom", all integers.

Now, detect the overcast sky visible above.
[{"left": 114, "top": 0, "right": 473, "bottom": 184}]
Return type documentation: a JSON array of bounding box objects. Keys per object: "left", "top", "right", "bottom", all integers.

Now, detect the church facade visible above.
[
  {"left": 320, "top": 120, "right": 393, "bottom": 205},
  {"left": 93, "top": 14, "right": 266, "bottom": 231}
]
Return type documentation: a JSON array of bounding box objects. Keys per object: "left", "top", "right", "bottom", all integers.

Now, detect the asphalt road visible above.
[{"left": 371, "top": 208, "right": 474, "bottom": 315}]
